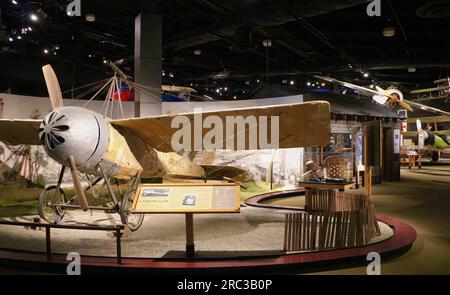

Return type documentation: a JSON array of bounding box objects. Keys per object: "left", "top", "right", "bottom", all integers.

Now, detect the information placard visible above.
[{"left": 132, "top": 183, "right": 240, "bottom": 213}]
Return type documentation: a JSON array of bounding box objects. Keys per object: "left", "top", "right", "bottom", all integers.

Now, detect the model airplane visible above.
[
  {"left": 410, "top": 78, "right": 450, "bottom": 102},
  {"left": 402, "top": 115, "right": 450, "bottom": 162},
  {"left": 0, "top": 65, "right": 331, "bottom": 230},
  {"left": 314, "top": 76, "right": 450, "bottom": 115}
]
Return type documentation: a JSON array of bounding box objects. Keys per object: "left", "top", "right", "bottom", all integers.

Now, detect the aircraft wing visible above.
[
  {"left": 403, "top": 100, "right": 450, "bottom": 115},
  {"left": 111, "top": 101, "right": 331, "bottom": 152},
  {"left": 0, "top": 119, "right": 41, "bottom": 145},
  {"left": 314, "top": 76, "right": 380, "bottom": 97}
]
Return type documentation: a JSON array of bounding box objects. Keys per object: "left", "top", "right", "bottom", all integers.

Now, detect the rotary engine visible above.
[{"left": 39, "top": 106, "right": 109, "bottom": 171}]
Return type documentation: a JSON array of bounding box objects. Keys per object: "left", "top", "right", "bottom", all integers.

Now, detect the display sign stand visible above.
[{"left": 185, "top": 213, "right": 195, "bottom": 257}]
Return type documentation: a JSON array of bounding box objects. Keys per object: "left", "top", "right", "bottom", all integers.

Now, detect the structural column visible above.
[{"left": 134, "top": 12, "right": 162, "bottom": 117}]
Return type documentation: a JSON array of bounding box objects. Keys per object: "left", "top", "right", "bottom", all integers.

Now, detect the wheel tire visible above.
[
  {"left": 38, "top": 186, "right": 66, "bottom": 224},
  {"left": 120, "top": 189, "right": 144, "bottom": 231}
]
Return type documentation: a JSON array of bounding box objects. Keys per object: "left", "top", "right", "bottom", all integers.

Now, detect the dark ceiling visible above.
[{"left": 0, "top": 0, "right": 449, "bottom": 105}]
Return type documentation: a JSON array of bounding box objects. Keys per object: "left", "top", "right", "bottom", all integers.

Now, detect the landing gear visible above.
[
  {"left": 37, "top": 165, "right": 145, "bottom": 231},
  {"left": 120, "top": 188, "right": 144, "bottom": 231},
  {"left": 38, "top": 185, "right": 67, "bottom": 224}
]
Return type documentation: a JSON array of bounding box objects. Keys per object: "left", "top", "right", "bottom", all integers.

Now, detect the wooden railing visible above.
[{"left": 0, "top": 220, "right": 125, "bottom": 264}]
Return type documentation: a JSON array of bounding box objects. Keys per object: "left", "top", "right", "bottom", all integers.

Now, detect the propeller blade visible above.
[
  {"left": 398, "top": 100, "right": 414, "bottom": 112},
  {"left": 416, "top": 119, "right": 422, "bottom": 132},
  {"left": 42, "top": 65, "right": 64, "bottom": 111},
  {"left": 68, "top": 155, "right": 89, "bottom": 211}
]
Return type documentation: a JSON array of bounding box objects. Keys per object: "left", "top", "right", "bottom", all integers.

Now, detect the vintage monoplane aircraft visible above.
[
  {"left": 314, "top": 75, "right": 450, "bottom": 115},
  {"left": 0, "top": 65, "right": 331, "bottom": 230},
  {"left": 402, "top": 115, "right": 450, "bottom": 162}
]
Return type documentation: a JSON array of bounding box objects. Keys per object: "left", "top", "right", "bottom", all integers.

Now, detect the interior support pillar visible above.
[{"left": 134, "top": 12, "right": 162, "bottom": 117}]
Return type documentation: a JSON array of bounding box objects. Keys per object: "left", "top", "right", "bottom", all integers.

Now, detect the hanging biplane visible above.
[
  {"left": 410, "top": 78, "right": 450, "bottom": 103},
  {"left": 314, "top": 75, "right": 450, "bottom": 115},
  {"left": 0, "top": 65, "right": 331, "bottom": 231},
  {"left": 401, "top": 115, "right": 450, "bottom": 162}
]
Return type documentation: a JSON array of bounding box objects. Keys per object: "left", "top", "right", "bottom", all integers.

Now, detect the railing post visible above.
[
  {"left": 116, "top": 228, "right": 122, "bottom": 265},
  {"left": 45, "top": 226, "right": 51, "bottom": 260}
]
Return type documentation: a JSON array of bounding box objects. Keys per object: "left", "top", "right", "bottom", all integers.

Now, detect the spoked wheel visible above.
[
  {"left": 120, "top": 189, "right": 144, "bottom": 231},
  {"left": 38, "top": 185, "right": 67, "bottom": 224}
]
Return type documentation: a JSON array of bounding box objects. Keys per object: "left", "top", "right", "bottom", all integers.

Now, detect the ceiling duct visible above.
[
  {"left": 230, "top": 25, "right": 256, "bottom": 52},
  {"left": 168, "top": 0, "right": 371, "bottom": 52},
  {"left": 416, "top": 1, "right": 450, "bottom": 18}
]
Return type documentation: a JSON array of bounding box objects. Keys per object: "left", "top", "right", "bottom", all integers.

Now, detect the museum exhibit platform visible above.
[{"left": 0, "top": 189, "right": 416, "bottom": 274}]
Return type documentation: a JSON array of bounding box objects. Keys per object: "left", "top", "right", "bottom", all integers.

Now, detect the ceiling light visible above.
[
  {"left": 43, "top": 49, "right": 49, "bottom": 54},
  {"left": 290, "top": 80, "right": 295, "bottom": 85},
  {"left": 307, "top": 82, "right": 311, "bottom": 86},
  {"left": 233, "top": 96, "right": 237, "bottom": 99},
  {"left": 216, "top": 88, "right": 220, "bottom": 93},
  {"left": 11, "top": 0, "right": 18, "bottom": 5},
  {"left": 17, "top": 35, "right": 22, "bottom": 40},
  {"left": 321, "top": 83, "right": 325, "bottom": 86},
  {"left": 8, "top": 37, "right": 13, "bottom": 42},
  {"left": 85, "top": 14, "right": 96, "bottom": 22},
  {"left": 169, "top": 73, "right": 174, "bottom": 78},
  {"left": 28, "top": 27, "right": 32, "bottom": 31},
  {"left": 383, "top": 27, "right": 396, "bottom": 37},
  {"left": 408, "top": 67, "right": 416, "bottom": 73},
  {"left": 370, "top": 84, "right": 374, "bottom": 89},
  {"left": 194, "top": 49, "right": 202, "bottom": 55},
  {"left": 363, "top": 72, "right": 370, "bottom": 78},
  {"left": 262, "top": 39, "right": 272, "bottom": 47},
  {"left": 30, "top": 14, "right": 39, "bottom": 22},
  {"left": 224, "top": 87, "right": 228, "bottom": 91}
]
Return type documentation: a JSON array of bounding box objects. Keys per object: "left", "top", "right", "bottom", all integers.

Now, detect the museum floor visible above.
[
  {"left": 266, "top": 165, "right": 450, "bottom": 275},
  {"left": 0, "top": 165, "right": 448, "bottom": 274}
]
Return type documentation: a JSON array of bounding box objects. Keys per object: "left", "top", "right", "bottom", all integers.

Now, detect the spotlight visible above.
[
  {"left": 383, "top": 27, "right": 396, "bottom": 37},
  {"left": 290, "top": 80, "right": 295, "bottom": 85},
  {"left": 11, "top": 0, "right": 18, "bottom": 5},
  {"left": 224, "top": 87, "right": 228, "bottom": 91},
  {"left": 194, "top": 49, "right": 202, "bottom": 56},
  {"left": 233, "top": 96, "right": 237, "bottom": 99},
  {"left": 30, "top": 14, "right": 39, "bottom": 22},
  {"left": 370, "top": 84, "right": 374, "bottom": 89},
  {"left": 17, "top": 35, "right": 22, "bottom": 40},
  {"left": 8, "top": 37, "right": 13, "bottom": 42},
  {"left": 43, "top": 49, "right": 49, "bottom": 54},
  {"left": 28, "top": 27, "right": 32, "bottom": 31},
  {"left": 262, "top": 39, "right": 272, "bottom": 47},
  {"left": 321, "top": 83, "right": 325, "bottom": 86},
  {"left": 363, "top": 72, "right": 370, "bottom": 78},
  {"left": 216, "top": 88, "right": 220, "bottom": 93},
  {"left": 85, "top": 14, "right": 96, "bottom": 22},
  {"left": 307, "top": 82, "right": 311, "bottom": 86}
]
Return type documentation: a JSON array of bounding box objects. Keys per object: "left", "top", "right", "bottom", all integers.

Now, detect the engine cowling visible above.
[{"left": 39, "top": 106, "right": 109, "bottom": 171}]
